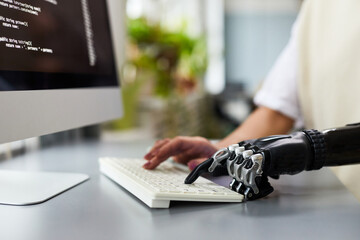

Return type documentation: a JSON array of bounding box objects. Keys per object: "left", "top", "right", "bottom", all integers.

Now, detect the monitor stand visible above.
[{"left": 0, "top": 170, "right": 89, "bottom": 205}]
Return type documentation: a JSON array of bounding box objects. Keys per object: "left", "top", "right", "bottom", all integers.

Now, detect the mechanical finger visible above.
[{"left": 184, "top": 158, "right": 213, "bottom": 184}]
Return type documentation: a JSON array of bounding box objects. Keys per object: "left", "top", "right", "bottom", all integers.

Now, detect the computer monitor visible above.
[{"left": 0, "top": 0, "right": 125, "bottom": 205}]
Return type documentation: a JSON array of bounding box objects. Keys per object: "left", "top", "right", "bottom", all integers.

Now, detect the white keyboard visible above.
[{"left": 99, "top": 157, "right": 244, "bottom": 208}]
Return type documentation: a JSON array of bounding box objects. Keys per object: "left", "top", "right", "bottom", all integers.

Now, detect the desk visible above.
[{"left": 0, "top": 140, "right": 359, "bottom": 240}]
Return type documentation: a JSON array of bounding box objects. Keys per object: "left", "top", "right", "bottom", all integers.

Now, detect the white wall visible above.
[{"left": 225, "top": 0, "right": 301, "bottom": 14}]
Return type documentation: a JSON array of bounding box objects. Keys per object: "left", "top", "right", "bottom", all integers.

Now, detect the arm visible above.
[
  {"left": 144, "top": 106, "right": 294, "bottom": 170},
  {"left": 216, "top": 106, "right": 294, "bottom": 148}
]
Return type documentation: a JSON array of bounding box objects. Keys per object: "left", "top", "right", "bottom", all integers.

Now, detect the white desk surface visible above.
[{"left": 0, "top": 140, "right": 359, "bottom": 240}]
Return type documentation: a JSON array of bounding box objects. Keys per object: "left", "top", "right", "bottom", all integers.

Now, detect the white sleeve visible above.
[{"left": 253, "top": 19, "right": 303, "bottom": 128}]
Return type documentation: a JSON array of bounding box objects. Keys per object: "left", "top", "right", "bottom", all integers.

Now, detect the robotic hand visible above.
[{"left": 185, "top": 123, "right": 360, "bottom": 201}]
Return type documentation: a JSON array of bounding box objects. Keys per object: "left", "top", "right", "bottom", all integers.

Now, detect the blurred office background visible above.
[
  {"left": 0, "top": 0, "right": 301, "bottom": 159},
  {"left": 105, "top": 0, "right": 301, "bottom": 140}
]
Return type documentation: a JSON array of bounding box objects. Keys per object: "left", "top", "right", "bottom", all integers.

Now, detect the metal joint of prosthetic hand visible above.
[{"left": 207, "top": 144, "right": 269, "bottom": 200}]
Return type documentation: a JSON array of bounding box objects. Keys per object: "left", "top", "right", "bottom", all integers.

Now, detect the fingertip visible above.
[
  {"left": 143, "top": 157, "right": 160, "bottom": 170},
  {"left": 143, "top": 161, "right": 152, "bottom": 169}
]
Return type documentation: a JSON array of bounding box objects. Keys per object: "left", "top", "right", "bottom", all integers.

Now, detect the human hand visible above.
[{"left": 143, "top": 136, "right": 218, "bottom": 170}]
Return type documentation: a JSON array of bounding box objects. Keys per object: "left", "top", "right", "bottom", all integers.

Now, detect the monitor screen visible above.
[
  {"left": 0, "top": 0, "right": 119, "bottom": 90},
  {"left": 0, "top": 0, "right": 124, "bottom": 144}
]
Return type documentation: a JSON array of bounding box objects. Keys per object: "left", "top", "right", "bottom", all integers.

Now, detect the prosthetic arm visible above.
[{"left": 185, "top": 123, "right": 360, "bottom": 200}]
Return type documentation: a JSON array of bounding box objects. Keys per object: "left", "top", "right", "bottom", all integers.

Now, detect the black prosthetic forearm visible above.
[
  {"left": 322, "top": 123, "right": 360, "bottom": 166},
  {"left": 261, "top": 122, "right": 360, "bottom": 176}
]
